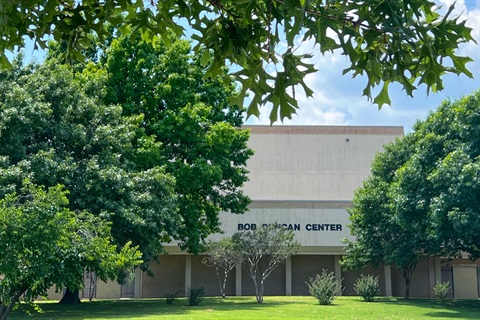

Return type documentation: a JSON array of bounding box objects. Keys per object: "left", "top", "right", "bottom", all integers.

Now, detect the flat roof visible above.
[{"left": 242, "top": 125, "right": 404, "bottom": 135}]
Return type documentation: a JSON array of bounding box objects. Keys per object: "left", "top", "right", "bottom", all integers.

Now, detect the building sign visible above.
[
  {"left": 214, "top": 207, "right": 353, "bottom": 247},
  {"left": 237, "top": 223, "right": 343, "bottom": 231}
]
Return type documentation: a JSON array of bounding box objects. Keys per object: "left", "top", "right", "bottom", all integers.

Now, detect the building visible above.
[{"left": 48, "top": 125, "right": 480, "bottom": 300}]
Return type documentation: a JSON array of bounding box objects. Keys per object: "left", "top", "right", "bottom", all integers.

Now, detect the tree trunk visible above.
[
  {"left": 252, "top": 275, "right": 263, "bottom": 303},
  {"left": 400, "top": 264, "right": 416, "bottom": 300},
  {"left": 0, "top": 290, "right": 24, "bottom": 320},
  {"left": 59, "top": 288, "right": 81, "bottom": 304},
  {"left": 221, "top": 269, "right": 228, "bottom": 298}
]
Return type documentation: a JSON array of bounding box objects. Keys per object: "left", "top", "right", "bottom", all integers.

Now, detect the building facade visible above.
[{"left": 48, "top": 125, "right": 480, "bottom": 300}]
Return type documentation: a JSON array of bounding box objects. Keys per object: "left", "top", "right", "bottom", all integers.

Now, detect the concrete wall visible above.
[
  {"left": 191, "top": 255, "right": 236, "bottom": 297},
  {"left": 142, "top": 255, "right": 185, "bottom": 298},
  {"left": 292, "top": 255, "right": 335, "bottom": 295},
  {"left": 96, "top": 280, "right": 121, "bottom": 299},
  {"left": 241, "top": 258, "right": 286, "bottom": 296},
  {"left": 242, "top": 126, "right": 403, "bottom": 201},
  {"left": 342, "top": 265, "right": 386, "bottom": 296},
  {"left": 453, "top": 265, "right": 478, "bottom": 299},
  {"left": 391, "top": 259, "right": 433, "bottom": 298}
]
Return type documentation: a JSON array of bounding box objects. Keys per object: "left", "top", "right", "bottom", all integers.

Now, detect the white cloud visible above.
[{"left": 247, "top": 0, "right": 480, "bottom": 132}]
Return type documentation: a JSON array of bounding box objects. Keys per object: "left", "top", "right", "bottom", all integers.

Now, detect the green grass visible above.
[{"left": 10, "top": 296, "right": 480, "bottom": 320}]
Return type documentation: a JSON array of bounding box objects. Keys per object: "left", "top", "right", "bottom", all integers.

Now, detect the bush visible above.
[
  {"left": 187, "top": 287, "right": 205, "bottom": 306},
  {"left": 432, "top": 281, "right": 451, "bottom": 299},
  {"left": 306, "top": 270, "right": 343, "bottom": 305},
  {"left": 164, "top": 290, "right": 181, "bottom": 305},
  {"left": 354, "top": 274, "right": 379, "bottom": 302}
]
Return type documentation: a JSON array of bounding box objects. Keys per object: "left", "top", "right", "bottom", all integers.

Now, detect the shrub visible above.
[
  {"left": 432, "top": 281, "right": 451, "bottom": 299},
  {"left": 187, "top": 287, "right": 205, "bottom": 306},
  {"left": 164, "top": 290, "right": 181, "bottom": 305},
  {"left": 306, "top": 270, "right": 343, "bottom": 305},
  {"left": 354, "top": 274, "right": 379, "bottom": 302}
]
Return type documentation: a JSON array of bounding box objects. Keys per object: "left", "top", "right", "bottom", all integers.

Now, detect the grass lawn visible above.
[{"left": 9, "top": 296, "right": 480, "bottom": 320}]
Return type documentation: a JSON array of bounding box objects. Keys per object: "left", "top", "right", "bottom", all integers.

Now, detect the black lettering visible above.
[
  {"left": 238, "top": 224, "right": 244, "bottom": 231},
  {"left": 337, "top": 224, "right": 342, "bottom": 231},
  {"left": 306, "top": 224, "right": 312, "bottom": 231},
  {"left": 294, "top": 224, "right": 300, "bottom": 231}
]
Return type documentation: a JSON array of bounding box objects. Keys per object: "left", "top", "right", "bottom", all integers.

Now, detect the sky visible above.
[
  {"left": 15, "top": 0, "right": 480, "bottom": 133},
  {"left": 245, "top": 0, "right": 480, "bottom": 133}
]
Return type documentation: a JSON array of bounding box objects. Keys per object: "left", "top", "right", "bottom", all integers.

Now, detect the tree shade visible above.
[
  {"left": 0, "top": 1, "right": 475, "bottom": 122},
  {"left": 343, "top": 90, "right": 480, "bottom": 298}
]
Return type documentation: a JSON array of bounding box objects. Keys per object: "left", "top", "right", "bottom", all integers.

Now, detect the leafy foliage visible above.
[
  {"left": 343, "top": 90, "right": 480, "bottom": 299},
  {"left": 0, "top": 1, "right": 475, "bottom": 122},
  {"left": 0, "top": 180, "right": 141, "bottom": 320},
  {"left": 232, "top": 224, "right": 300, "bottom": 303},
  {"left": 432, "top": 281, "right": 451, "bottom": 299},
  {"left": 353, "top": 275, "right": 380, "bottom": 302},
  {"left": 165, "top": 290, "right": 181, "bottom": 305},
  {"left": 0, "top": 58, "right": 178, "bottom": 272},
  {"left": 187, "top": 287, "right": 205, "bottom": 306},
  {"left": 97, "top": 35, "right": 253, "bottom": 254},
  {"left": 306, "top": 270, "right": 343, "bottom": 305}
]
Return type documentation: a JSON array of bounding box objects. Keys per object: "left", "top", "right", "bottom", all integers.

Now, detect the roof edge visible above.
[{"left": 242, "top": 125, "right": 404, "bottom": 135}]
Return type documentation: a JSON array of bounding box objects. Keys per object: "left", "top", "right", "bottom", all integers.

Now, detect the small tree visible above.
[
  {"left": 306, "top": 270, "right": 343, "bottom": 305},
  {"left": 202, "top": 238, "right": 241, "bottom": 298},
  {"left": 0, "top": 180, "right": 141, "bottom": 320},
  {"left": 432, "top": 281, "right": 451, "bottom": 300},
  {"left": 232, "top": 224, "right": 300, "bottom": 303},
  {"left": 354, "top": 274, "right": 380, "bottom": 302}
]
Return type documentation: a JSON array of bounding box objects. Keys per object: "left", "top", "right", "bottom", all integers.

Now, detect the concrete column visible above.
[
  {"left": 435, "top": 257, "right": 441, "bottom": 283},
  {"left": 134, "top": 268, "right": 143, "bottom": 298},
  {"left": 235, "top": 262, "right": 242, "bottom": 296},
  {"left": 286, "top": 257, "right": 292, "bottom": 296},
  {"left": 428, "top": 257, "right": 438, "bottom": 298},
  {"left": 185, "top": 255, "right": 192, "bottom": 296},
  {"left": 334, "top": 255, "right": 342, "bottom": 296},
  {"left": 384, "top": 265, "right": 392, "bottom": 297}
]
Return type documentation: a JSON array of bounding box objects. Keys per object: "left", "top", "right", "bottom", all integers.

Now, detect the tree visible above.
[
  {"left": 232, "top": 224, "right": 300, "bottom": 303},
  {"left": 0, "top": 1, "right": 475, "bottom": 123},
  {"left": 343, "top": 90, "right": 480, "bottom": 298},
  {"left": 96, "top": 35, "right": 253, "bottom": 254},
  {"left": 0, "top": 180, "right": 141, "bottom": 320},
  {"left": 202, "top": 238, "right": 241, "bottom": 298},
  {"left": 0, "top": 58, "right": 179, "bottom": 299}
]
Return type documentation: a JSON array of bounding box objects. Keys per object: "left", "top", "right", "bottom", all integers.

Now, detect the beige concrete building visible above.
[{"left": 48, "top": 125, "right": 480, "bottom": 300}]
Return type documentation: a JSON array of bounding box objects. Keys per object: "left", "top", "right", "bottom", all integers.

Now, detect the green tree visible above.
[
  {"left": 0, "top": 180, "right": 141, "bottom": 320},
  {"left": 0, "top": 1, "right": 475, "bottom": 122},
  {"left": 343, "top": 90, "right": 480, "bottom": 298},
  {"left": 342, "top": 137, "right": 428, "bottom": 299},
  {"left": 202, "top": 238, "right": 241, "bottom": 298},
  {"left": 97, "top": 35, "right": 253, "bottom": 254},
  {"left": 0, "top": 59, "right": 178, "bottom": 300},
  {"left": 232, "top": 224, "right": 300, "bottom": 303}
]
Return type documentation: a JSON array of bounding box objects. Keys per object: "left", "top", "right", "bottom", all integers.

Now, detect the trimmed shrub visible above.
[
  {"left": 187, "top": 287, "right": 205, "bottom": 306},
  {"left": 306, "top": 270, "right": 343, "bottom": 305},
  {"left": 432, "top": 281, "right": 451, "bottom": 299},
  {"left": 164, "top": 290, "right": 181, "bottom": 305},
  {"left": 354, "top": 274, "right": 379, "bottom": 302}
]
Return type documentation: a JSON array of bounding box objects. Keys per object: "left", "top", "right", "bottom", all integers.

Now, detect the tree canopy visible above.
[
  {"left": 0, "top": 58, "right": 179, "bottom": 271},
  {"left": 0, "top": 1, "right": 475, "bottom": 122},
  {"left": 93, "top": 35, "right": 253, "bottom": 254},
  {"left": 0, "top": 180, "right": 140, "bottom": 320},
  {"left": 343, "top": 90, "right": 480, "bottom": 298}
]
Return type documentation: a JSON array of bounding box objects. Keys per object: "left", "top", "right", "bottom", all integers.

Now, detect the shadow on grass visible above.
[
  {"left": 373, "top": 297, "right": 480, "bottom": 319},
  {"left": 11, "top": 297, "right": 287, "bottom": 319}
]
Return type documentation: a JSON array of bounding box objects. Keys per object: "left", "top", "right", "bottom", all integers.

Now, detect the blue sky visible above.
[
  {"left": 247, "top": 0, "right": 480, "bottom": 132},
  {"left": 15, "top": 0, "right": 480, "bottom": 133}
]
